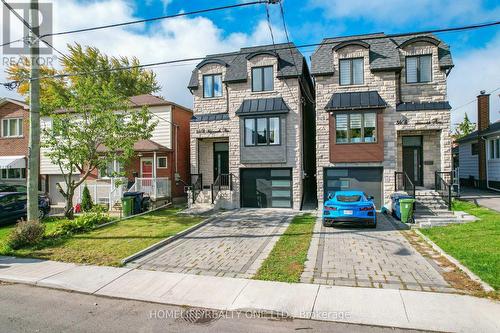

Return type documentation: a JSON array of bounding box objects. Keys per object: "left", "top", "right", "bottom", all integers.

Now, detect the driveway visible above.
[
  {"left": 301, "top": 214, "right": 455, "bottom": 293},
  {"left": 460, "top": 186, "right": 500, "bottom": 212},
  {"left": 128, "top": 209, "right": 295, "bottom": 279}
]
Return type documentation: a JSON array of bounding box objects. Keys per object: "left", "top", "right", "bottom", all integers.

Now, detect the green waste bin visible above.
[
  {"left": 400, "top": 198, "right": 416, "bottom": 223},
  {"left": 122, "top": 197, "right": 134, "bottom": 217}
]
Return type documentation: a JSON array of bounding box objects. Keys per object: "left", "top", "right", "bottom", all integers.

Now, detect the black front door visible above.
[
  {"left": 213, "top": 142, "right": 229, "bottom": 180},
  {"left": 402, "top": 136, "right": 423, "bottom": 186}
]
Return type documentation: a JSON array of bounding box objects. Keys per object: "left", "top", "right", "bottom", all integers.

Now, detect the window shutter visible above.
[
  {"left": 406, "top": 57, "right": 418, "bottom": 83},
  {"left": 339, "top": 60, "right": 351, "bottom": 85}
]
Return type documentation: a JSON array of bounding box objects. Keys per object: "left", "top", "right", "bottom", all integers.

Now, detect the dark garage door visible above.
[
  {"left": 324, "top": 167, "right": 383, "bottom": 208},
  {"left": 241, "top": 168, "right": 292, "bottom": 208}
]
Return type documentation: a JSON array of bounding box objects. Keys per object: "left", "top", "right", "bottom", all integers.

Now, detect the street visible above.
[{"left": 0, "top": 282, "right": 425, "bottom": 333}]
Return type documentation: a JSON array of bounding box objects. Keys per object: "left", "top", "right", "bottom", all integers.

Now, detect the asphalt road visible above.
[{"left": 0, "top": 282, "right": 427, "bottom": 333}]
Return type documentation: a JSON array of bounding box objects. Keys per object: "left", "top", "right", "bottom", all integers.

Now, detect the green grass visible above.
[
  {"left": 420, "top": 200, "right": 500, "bottom": 290},
  {"left": 254, "top": 213, "right": 316, "bottom": 283},
  {"left": 0, "top": 207, "right": 203, "bottom": 266},
  {"left": 0, "top": 217, "right": 64, "bottom": 252}
]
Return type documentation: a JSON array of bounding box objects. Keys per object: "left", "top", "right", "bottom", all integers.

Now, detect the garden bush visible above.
[
  {"left": 53, "top": 210, "right": 111, "bottom": 236},
  {"left": 7, "top": 220, "right": 46, "bottom": 249},
  {"left": 81, "top": 184, "right": 94, "bottom": 212}
]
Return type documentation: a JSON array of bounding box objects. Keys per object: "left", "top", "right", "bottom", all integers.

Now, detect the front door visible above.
[
  {"left": 140, "top": 158, "right": 153, "bottom": 178},
  {"left": 213, "top": 142, "right": 229, "bottom": 181},
  {"left": 402, "top": 136, "right": 423, "bottom": 186}
]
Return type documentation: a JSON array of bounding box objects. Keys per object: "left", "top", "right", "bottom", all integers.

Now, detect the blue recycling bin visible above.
[{"left": 391, "top": 192, "right": 413, "bottom": 220}]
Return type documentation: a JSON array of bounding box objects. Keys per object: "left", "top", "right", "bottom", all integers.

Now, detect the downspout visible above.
[{"left": 225, "top": 84, "right": 229, "bottom": 113}]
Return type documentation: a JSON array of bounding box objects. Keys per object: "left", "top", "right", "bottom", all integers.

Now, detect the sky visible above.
[{"left": 0, "top": 0, "right": 499, "bottom": 128}]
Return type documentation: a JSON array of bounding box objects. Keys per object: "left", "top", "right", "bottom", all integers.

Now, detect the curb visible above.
[
  {"left": 414, "top": 229, "right": 494, "bottom": 292},
  {"left": 120, "top": 210, "right": 231, "bottom": 265},
  {"left": 94, "top": 203, "right": 172, "bottom": 229}
]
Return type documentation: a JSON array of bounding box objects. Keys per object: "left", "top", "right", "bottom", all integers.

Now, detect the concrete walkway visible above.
[
  {"left": 460, "top": 187, "right": 500, "bottom": 212},
  {"left": 0, "top": 256, "right": 499, "bottom": 332}
]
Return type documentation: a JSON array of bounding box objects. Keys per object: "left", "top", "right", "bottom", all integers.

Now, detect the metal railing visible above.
[
  {"left": 191, "top": 173, "right": 203, "bottom": 204},
  {"left": 394, "top": 171, "right": 416, "bottom": 198},
  {"left": 435, "top": 171, "right": 452, "bottom": 210},
  {"left": 108, "top": 177, "right": 128, "bottom": 208},
  {"left": 131, "top": 177, "right": 171, "bottom": 199},
  {"left": 211, "top": 173, "right": 233, "bottom": 204}
]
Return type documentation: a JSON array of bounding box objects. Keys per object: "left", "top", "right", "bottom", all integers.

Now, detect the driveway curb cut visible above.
[
  {"left": 120, "top": 210, "right": 231, "bottom": 265},
  {"left": 414, "top": 229, "right": 494, "bottom": 292}
]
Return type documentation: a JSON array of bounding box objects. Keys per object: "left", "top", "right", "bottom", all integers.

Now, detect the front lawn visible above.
[
  {"left": 0, "top": 207, "right": 203, "bottom": 266},
  {"left": 254, "top": 213, "right": 316, "bottom": 283},
  {"left": 420, "top": 200, "right": 500, "bottom": 291}
]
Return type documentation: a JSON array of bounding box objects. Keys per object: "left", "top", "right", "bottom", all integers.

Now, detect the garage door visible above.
[
  {"left": 324, "top": 167, "right": 383, "bottom": 208},
  {"left": 241, "top": 168, "right": 292, "bottom": 208}
]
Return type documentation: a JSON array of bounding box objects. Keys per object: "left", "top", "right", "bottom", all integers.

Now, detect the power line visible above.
[
  {"left": 2, "top": 19, "right": 500, "bottom": 87},
  {"left": 452, "top": 87, "right": 500, "bottom": 112}
]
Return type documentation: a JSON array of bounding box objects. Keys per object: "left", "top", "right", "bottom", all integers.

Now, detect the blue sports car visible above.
[{"left": 322, "top": 190, "right": 377, "bottom": 228}]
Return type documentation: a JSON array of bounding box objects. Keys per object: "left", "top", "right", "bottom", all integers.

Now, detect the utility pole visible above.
[{"left": 27, "top": 0, "right": 40, "bottom": 221}]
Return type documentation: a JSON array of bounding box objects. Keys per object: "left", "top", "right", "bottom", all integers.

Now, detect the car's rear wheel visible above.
[{"left": 322, "top": 219, "right": 331, "bottom": 227}]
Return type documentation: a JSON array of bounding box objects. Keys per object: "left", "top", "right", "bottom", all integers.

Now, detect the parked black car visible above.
[{"left": 0, "top": 192, "right": 51, "bottom": 226}]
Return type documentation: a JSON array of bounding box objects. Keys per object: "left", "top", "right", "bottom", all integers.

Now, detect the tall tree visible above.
[
  {"left": 452, "top": 113, "right": 476, "bottom": 141},
  {"left": 7, "top": 44, "right": 159, "bottom": 218}
]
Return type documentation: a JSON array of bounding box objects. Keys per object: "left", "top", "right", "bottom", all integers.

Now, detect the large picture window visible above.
[
  {"left": 252, "top": 66, "right": 273, "bottom": 92},
  {"left": 2, "top": 118, "right": 23, "bottom": 137},
  {"left": 335, "top": 113, "right": 377, "bottom": 144},
  {"left": 339, "top": 58, "right": 364, "bottom": 85},
  {"left": 98, "top": 160, "right": 123, "bottom": 179},
  {"left": 406, "top": 55, "right": 432, "bottom": 83},
  {"left": 244, "top": 116, "right": 280, "bottom": 146},
  {"left": 203, "top": 74, "right": 222, "bottom": 98}
]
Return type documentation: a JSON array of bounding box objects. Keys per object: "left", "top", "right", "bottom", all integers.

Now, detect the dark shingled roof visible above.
[
  {"left": 188, "top": 43, "right": 306, "bottom": 90},
  {"left": 235, "top": 97, "right": 290, "bottom": 116},
  {"left": 325, "top": 91, "right": 387, "bottom": 111},
  {"left": 311, "top": 33, "right": 453, "bottom": 76},
  {"left": 396, "top": 101, "right": 452, "bottom": 112},
  {"left": 191, "top": 113, "right": 230, "bottom": 122},
  {"left": 456, "top": 121, "right": 500, "bottom": 143}
]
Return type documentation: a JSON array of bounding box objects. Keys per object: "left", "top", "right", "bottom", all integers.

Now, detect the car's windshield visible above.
[{"left": 336, "top": 195, "right": 362, "bottom": 202}]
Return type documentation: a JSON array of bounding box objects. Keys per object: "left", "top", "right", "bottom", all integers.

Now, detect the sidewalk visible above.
[{"left": 1, "top": 256, "right": 499, "bottom": 332}]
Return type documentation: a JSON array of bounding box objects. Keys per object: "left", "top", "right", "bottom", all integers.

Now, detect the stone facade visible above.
[
  {"left": 314, "top": 39, "right": 452, "bottom": 207},
  {"left": 190, "top": 52, "right": 311, "bottom": 209}
]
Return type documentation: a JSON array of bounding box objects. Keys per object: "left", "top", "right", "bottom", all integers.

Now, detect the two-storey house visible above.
[
  {"left": 311, "top": 33, "right": 454, "bottom": 209},
  {"left": 40, "top": 94, "right": 192, "bottom": 208},
  {"left": 187, "top": 43, "right": 316, "bottom": 209},
  {"left": 0, "top": 98, "right": 30, "bottom": 188}
]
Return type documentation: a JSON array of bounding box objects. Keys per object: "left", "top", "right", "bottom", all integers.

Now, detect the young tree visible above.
[
  {"left": 452, "top": 113, "right": 476, "bottom": 140},
  {"left": 81, "top": 184, "right": 93, "bottom": 212},
  {"left": 7, "top": 44, "right": 159, "bottom": 218}
]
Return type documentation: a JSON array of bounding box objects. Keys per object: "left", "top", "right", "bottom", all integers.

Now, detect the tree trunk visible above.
[{"left": 64, "top": 190, "right": 74, "bottom": 219}]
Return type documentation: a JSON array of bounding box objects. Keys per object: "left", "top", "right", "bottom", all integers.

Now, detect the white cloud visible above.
[
  {"left": 309, "top": 0, "right": 500, "bottom": 27},
  {"left": 448, "top": 33, "right": 500, "bottom": 126},
  {"left": 0, "top": 0, "right": 284, "bottom": 107}
]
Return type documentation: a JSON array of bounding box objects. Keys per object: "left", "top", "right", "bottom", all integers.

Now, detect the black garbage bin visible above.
[{"left": 123, "top": 192, "right": 144, "bottom": 215}]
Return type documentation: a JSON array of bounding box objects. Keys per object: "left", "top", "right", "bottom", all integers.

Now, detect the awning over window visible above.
[
  {"left": 0, "top": 156, "right": 26, "bottom": 169},
  {"left": 235, "top": 97, "right": 290, "bottom": 116},
  {"left": 325, "top": 91, "right": 387, "bottom": 111}
]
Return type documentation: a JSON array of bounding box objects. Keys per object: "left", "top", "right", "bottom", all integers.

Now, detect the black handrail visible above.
[
  {"left": 191, "top": 173, "right": 202, "bottom": 204},
  {"left": 394, "top": 171, "right": 416, "bottom": 198},
  {"left": 211, "top": 173, "right": 232, "bottom": 204},
  {"left": 435, "top": 171, "right": 452, "bottom": 210}
]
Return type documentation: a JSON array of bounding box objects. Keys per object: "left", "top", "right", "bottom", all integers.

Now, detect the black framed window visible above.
[
  {"left": 252, "top": 66, "right": 273, "bottom": 92},
  {"left": 406, "top": 55, "right": 432, "bottom": 83},
  {"left": 244, "top": 116, "right": 280, "bottom": 146},
  {"left": 339, "top": 58, "right": 364, "bottom": 85},
  {"left": 335, "top": 113, "right": 376, "bottom": 144},
  {"left": 203, "top": 74, "right": 222, "bottom": 98},
  {"left": 471, "top": 142, "right": 479, "bottom": 156}
]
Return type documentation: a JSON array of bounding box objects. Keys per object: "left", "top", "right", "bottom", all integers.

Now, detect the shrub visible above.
[
  {"left": 53, "top": 210, "right": 111, "bottom": 236},
  {"left": 7, "top": 220, "right": 45, "bottom": 249},
  {"left": 81, "top": 184, "right": 94, "bottom": 212}
]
